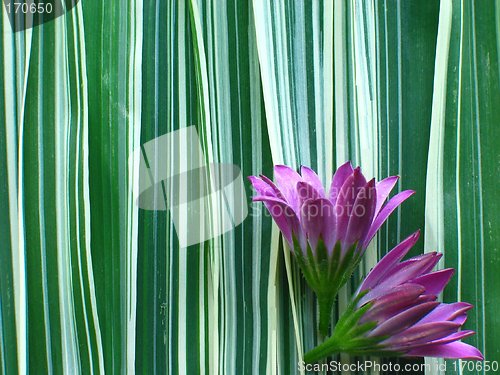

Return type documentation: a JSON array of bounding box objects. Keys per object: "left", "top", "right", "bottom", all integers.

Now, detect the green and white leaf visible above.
[{"left": 0, "top": 1, "right": 499, "bottom": 374}]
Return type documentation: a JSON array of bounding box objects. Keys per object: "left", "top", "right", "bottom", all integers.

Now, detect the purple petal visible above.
[
  {"left": 373, "top": 252, "right": 442, "bottom": 292},
  {"left": 300, "top": 198, "right": 336, "bottom": 252},
  {"left": 417, "top": 252, "right": 443, "bottom": 275},
  {"left": 422, "top": 330, "right": 476, "bottom": 347},
  {"left": 369, "top": 301, "right": 440, "bottom": 338},
  {"left": 393, "top": 252, "right": 443, "bottom": 278},
  {"left": 259, "top": 174, "right": 285, "bottom": 200},
  {"left": 252, "top": 195, "right": 302, "bottom": 250},
  {"left": 344, "top": 179, "right": 377, "bottom": 248},
  {"left": 296, "top": 182, "right": 322, "bottom": 209},
  {"left": 415, "top": 294, "right": 438, "bottom": 303},
  {"left": 383, "top": 252, "right": 440, "bottom": 277},
  {"left": 374, "top": 176, "right": 399, "bottom": 217},
  {"left": 363, "top": 190, "right": 415, "bottom": 247},
  {"left": 410, "top": 268, "right": 454, "bottom": 295},
  {"left": 329, "top": 161, "right": 354, "bottom": 204},
  {"left": 451, "top": 313, "right": 469, "bottom": 326},
  {"left": 273, "top": 165, "right": 302, "bottom": 212},
  {"left": 359, "top": 231, "right": 420, "bottom": 291},
  {"left": 384, "top": 321, "right": 461, "bottom": 349},
  {"left": 359, "top": 284, "right": 425, "bottom": 324},
  {"left": 415, "top": 302, "right": 473, "bottom": 325},
  {"left": 361, "top": 253, "right": 441, "bottom": 303},
  {"left": 405, "top": 341, "right": 483, "bottom": 360},
  {"left": 334, "top": 168, "right": 367, "bottom": 243},
  {"left": 248, "top": 176, "right": 281, "bottom": 198},
  {"left": 300, "top": 166, "right": 326, "bottom": 197}
]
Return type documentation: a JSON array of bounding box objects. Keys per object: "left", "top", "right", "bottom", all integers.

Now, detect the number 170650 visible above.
[
  {"left": 453, "top": 361, "right": 498, "bottom": 372},
  {"left": 5, "top": 2, "right": 54, "bottom": 14}
]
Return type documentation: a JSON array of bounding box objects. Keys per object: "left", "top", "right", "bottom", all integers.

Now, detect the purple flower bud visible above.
[{"left": 304, "top": 231, "right": 483, "bottom": 362}]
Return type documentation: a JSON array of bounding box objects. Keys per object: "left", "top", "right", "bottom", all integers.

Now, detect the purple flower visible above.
[
  {"left": 249, "top": 162, "right": 414, "bottom": 334},
  {"left": 304, "top": 231, "right": 483, "bottom": 362}
]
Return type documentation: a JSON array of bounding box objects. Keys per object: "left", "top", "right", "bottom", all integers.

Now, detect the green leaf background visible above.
[{"left": 0, "top": 0, "right": 498, "bottom": 374}]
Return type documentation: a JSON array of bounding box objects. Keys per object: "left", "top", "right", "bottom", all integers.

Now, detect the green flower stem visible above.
[{"left": 318, "top": 295, "right": 335, "bottom": 337}]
